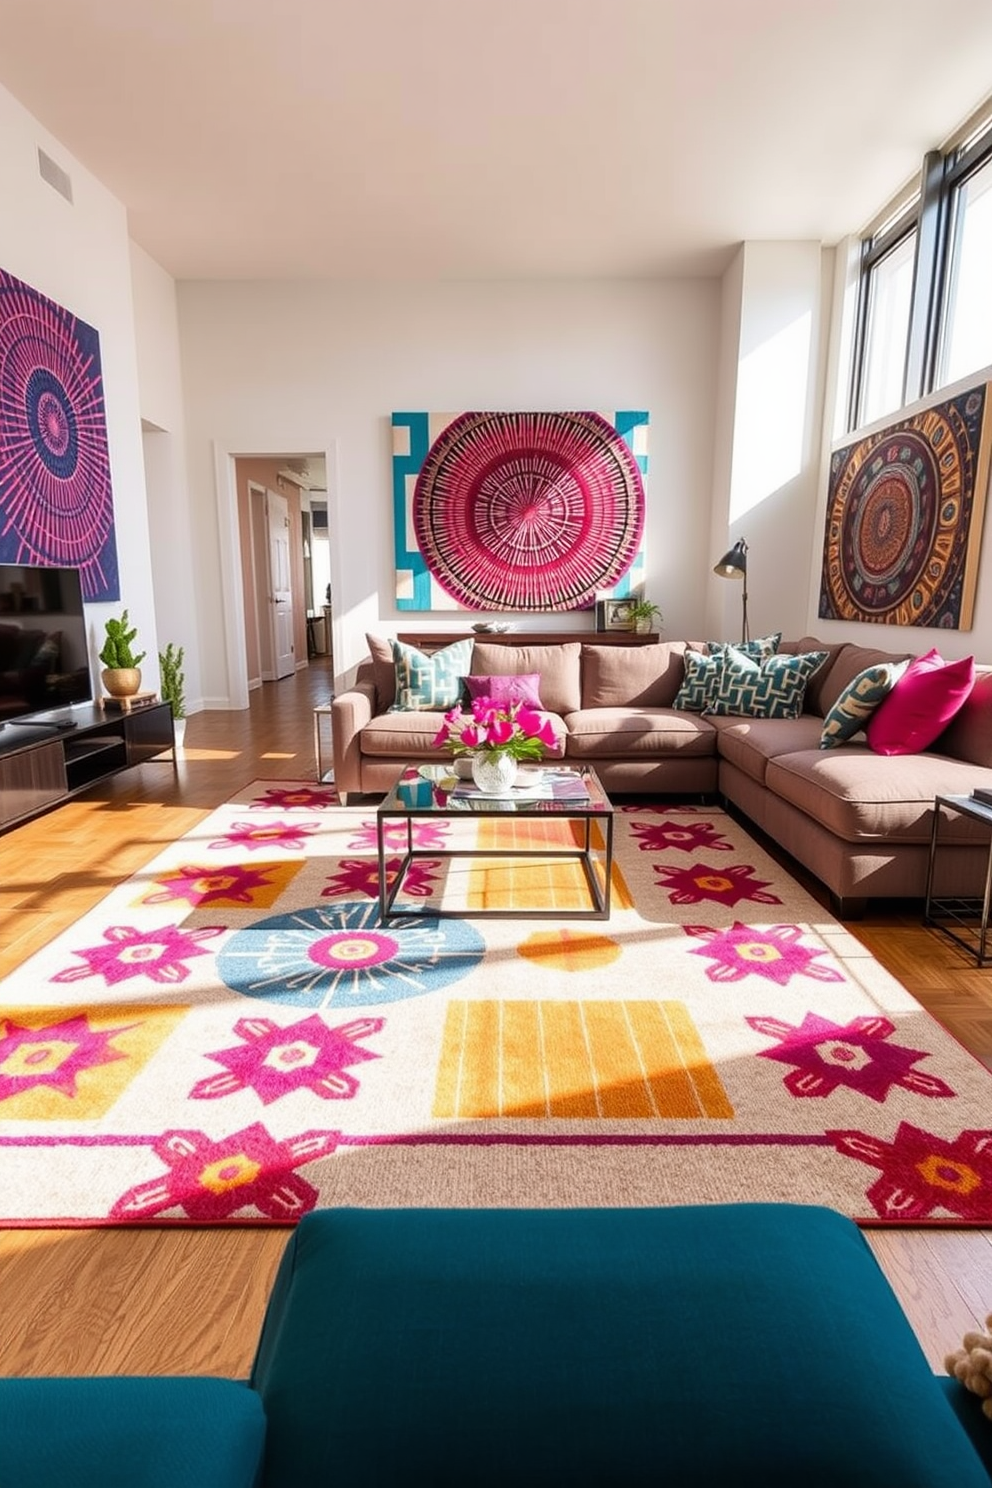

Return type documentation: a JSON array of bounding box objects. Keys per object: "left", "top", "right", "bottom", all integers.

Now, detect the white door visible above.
[{"left": 267, "top": 490, "right": 295, "bottom": 678}]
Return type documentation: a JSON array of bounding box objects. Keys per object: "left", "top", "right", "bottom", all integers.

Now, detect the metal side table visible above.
[{"left": 924, "top": 793, "right": 992, "bottom": 966}]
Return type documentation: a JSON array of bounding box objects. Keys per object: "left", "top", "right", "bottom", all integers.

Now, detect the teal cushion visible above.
[
  {"left": 820, "top": 659, "right": 909, "bottom": 748},
  {"left": 938, "top": 1377, "right": 992, "bottom": 1478},
  {"left": 672, "top": 647, "right": 721, "bottom": 711},
  {"left": 707, "top": 630, "right": 782, "bottom": 660},
  {"left": 389, "top": 637, "right": 474, "bottom": 711},
  {"left": 251, "top": 1204, "right": 989, "bottom": 1487},
  {"left": 0, "top": 1376, "right": 265, "bottom": 1487},
  {"left": 707, "top": 646, "right": 828, "bottom": 718}
]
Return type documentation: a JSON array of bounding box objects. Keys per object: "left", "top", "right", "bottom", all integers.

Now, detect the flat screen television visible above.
[{"left": 0, "top": 563, "right": 93, "bottom": 726}]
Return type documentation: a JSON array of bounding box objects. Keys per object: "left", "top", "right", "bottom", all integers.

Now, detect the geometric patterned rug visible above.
[{"left": 2, "top": 779, "right": 991, "bottom": 1227}]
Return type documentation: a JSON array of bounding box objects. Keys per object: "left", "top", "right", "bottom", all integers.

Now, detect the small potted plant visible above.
[
  {"left": 99, "top": 610, "right": 146, "bottom": 698},
  {"left": 629, "top": 599, "right": 664, "bottom": 634},
  {"left": 159, "top": 642, "right": 186, "bottom": 747}
]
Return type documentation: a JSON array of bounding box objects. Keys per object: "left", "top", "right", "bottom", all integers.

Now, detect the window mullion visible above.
[{"left": 904, "top": 150, "right": 946, "bottom": 402}]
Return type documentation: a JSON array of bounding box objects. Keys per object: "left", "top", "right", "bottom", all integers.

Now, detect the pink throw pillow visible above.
[
  {"left": 464, "top": 673, "right": 543, "bottom": 709},
  {"left": 865, "top": 649, "right": 975, "bottom": 755}
]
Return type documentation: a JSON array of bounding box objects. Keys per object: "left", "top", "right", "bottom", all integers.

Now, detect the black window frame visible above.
[{"left": 848, "top": 122, "right": 992, "bottom": 432}]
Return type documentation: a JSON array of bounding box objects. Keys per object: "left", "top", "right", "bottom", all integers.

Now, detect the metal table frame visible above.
[
  {"left": 376, "top": 765, "right": 614, "bottom": 923},
  {"left": 924, "top": 792, "right": 992, "bottom": 967}
]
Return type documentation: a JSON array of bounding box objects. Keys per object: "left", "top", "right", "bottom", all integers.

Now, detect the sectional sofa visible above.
[{"left": 331, "top": 632, "right": 992, "bottom": 915}]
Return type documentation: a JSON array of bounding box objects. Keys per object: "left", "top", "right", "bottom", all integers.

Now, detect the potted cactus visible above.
[
  {"left": 99, "top": 610, "right": 146, "bottom": 698},
  {"left": 158, "top": 642, "right": 187, "bottom": 746}
]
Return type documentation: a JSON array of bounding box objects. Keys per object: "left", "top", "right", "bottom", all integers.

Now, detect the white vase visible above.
[
  {"left": 173, "top": 716, "right": 187, "bottom": 750},
  {"left": 471, "top": 752, "right": 518, "bottom": 796}
]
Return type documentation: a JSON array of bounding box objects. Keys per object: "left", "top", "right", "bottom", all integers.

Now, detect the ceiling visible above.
[{"left": 2, "top": 0, "right": 992, "bottom": 282}]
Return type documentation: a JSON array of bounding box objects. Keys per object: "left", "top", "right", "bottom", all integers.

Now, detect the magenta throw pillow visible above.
[
  {"left": 865, "top": 649, "right": 975, "bottom": 755},
  {"left": 464, "top": 673, "right": 543, "bottom": 709}
]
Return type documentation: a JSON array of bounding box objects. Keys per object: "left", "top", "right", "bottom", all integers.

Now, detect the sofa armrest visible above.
[{"left": 331, "top": 678, "right": 377, "bottom": 795}]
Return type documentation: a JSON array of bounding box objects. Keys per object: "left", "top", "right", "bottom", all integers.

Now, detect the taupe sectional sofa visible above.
[{"left": 331, "top": 633, "right": 992, "bottom": 915}]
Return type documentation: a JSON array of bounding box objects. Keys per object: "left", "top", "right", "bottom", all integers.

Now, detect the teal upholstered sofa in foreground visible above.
[{"left": 3, "top": 1204, "right": 991, "bottom": 1486}]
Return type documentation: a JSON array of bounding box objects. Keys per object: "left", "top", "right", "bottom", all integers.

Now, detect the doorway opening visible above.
[{"left": 232, "top": 455, "right": 332, "bottom": 694}]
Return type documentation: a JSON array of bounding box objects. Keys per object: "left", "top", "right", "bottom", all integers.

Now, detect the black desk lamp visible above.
[{"left": 713, "top": 539, "right": 749, "bottom": 643}]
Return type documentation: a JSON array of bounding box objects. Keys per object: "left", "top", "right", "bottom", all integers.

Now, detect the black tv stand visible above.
[
  {"left": 6, "top": 717, "right": 78, "bottom": 731},
  {"left": 0, "top": 701, "right": 175, "bottom": 833}
]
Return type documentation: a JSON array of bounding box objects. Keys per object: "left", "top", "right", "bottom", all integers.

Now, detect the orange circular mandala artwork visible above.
[{"left": 818, "top": 386, "right": 989, "bottom": 628}]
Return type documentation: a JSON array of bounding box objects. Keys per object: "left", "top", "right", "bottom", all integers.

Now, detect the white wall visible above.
[
  {"left": 130, "top": 243, "right": 203, "bottom": 712},
  {"left": 0, "top": 81, "right": 159, "bottom": 693},
  {"left": 177, "top": 279, "right": 722, "bottom": 702},
  {"left": 708, "top": 242, "right": 830, "bottom": 645}
]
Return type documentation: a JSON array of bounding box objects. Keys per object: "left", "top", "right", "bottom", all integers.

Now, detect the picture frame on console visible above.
[{"left": 599, "top": 598, "right": 635, "bottom": 632}]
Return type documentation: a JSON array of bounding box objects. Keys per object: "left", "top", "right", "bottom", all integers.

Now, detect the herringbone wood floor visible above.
[{"left": 0, "top": 659, "right": 989, "bottom": 1378}]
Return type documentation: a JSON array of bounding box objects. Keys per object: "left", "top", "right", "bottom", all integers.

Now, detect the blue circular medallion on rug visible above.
[{"left": 217, "top": 901, "right": 485, "bottom": 1008}]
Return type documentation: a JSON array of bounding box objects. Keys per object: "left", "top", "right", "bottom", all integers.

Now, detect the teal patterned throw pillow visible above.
[
  {"left": 819, "top": 660, "right": 909, "bottom": 749},
  {"left": 706, "top": 632, "right": 782, "bottom": 661},
  {"left": 389, "top": 637, "right": 474, "bottom": 711},
  {"left": 672, "top": 649, "right": 722, "bottom": 712},
  {"left": 707, "top": 648, "right": 828, "bottom": 719}
]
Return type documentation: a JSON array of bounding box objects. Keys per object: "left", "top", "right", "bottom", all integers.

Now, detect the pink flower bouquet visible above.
[{"left": 431, "top": 696, "right": 557, "bottom": 763}]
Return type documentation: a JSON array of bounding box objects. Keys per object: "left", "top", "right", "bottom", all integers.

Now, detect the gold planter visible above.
[{"left": 101, "top": 667, "right": 142, "bottom": 698}]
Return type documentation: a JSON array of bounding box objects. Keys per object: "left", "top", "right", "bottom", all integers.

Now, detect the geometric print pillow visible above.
[
  {"left": 672, "top": 648, "right": 724, "bottom": 713},
  {"left": 819, "top": 660, "right": 909, "bottom": 749},
  {"left": 389, "top": 637, "right": 475, "bottom": 711},
  {"left": 706, "top": 632, "right": 783, "bottom": 661},
  {"left": 706, "top": 648, "right": 829, "bottom": 719}
]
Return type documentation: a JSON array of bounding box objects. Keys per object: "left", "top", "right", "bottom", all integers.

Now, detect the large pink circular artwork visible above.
[{"left": 412, "top": 411, "right": 645, "bottom": 611}]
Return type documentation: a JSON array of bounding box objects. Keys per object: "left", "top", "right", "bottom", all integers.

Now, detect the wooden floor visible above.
[{"left": 0, "top": 658, "right": 990, "bottom": 1378}]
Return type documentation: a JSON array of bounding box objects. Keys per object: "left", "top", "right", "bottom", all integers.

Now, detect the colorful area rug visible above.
[{"left": 2, "top": 779, "right": 991, "bottom": 1227}]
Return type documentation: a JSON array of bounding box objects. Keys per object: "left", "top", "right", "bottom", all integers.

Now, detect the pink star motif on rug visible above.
[
  {"left": 349, "top": 819, "right": 452, "bottom": 853},
  {"left": 321, "top": 857, "right": 441, "bottom": 900},
  {"left": 749, "top": 1012, "right": 956, "bottom": 1101},
  {"left": 110, "top": 1123, "right": 339, "bottom": 1222},
  {"left": 684, "top": 922, "right": 843, "bottom": 985},
  {"left": 653, "top": 861, "right": 781, "bottom": 907},
  {"left": 249, "top": 786, "right": 338, "bottom": 811},
  {"left": 190, "top": 1013, "right": 383, "bottom": 1104},
  {"left": 0, "top": 1014, "right": 134, "bottom": 1101},
  {"left": 51, "top": 924, "right": 225, "bottom": 986},
  {"left": 630, "top": 820, "right": 733, "bottom": 854},
  {"left": 831, "top": 1122, "right": 992, "bottom": 1221},
  {"left": 210, "top": 819, "right": 320, "bottom": 851},
  {"left": 143, "top": 862, "right": 284, "bottom": 908}
]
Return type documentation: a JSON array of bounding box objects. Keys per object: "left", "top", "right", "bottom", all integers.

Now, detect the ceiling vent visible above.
[{"left": 38, "top": 148, "right": 73, "bottom": 204}]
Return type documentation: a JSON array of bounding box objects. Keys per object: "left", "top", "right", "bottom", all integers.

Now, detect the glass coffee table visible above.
[{"left": 376, "top": 763, "right": 614, "bottom": 923}]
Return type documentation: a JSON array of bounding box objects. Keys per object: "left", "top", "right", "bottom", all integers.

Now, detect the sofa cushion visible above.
[
  {"left": 707, "top": 631, "right": 782, "bottom": 659},
  {"left": 866, "top": 650, "right": 975, "bottom": 755},
  {"left": 0, "top": 1376, "right": 266, "bottom": 1488},
  {"left": 672, "top": 647, "right": 721, "bottom": 712},
  {"left": 707, "top": 648, "right": 828, "bottom": 719},
  {"left": 765, "top": 747, "right": 992, "bottom": 843},
  {"left": 464, "top": 672, "right": 543, "bottom": 708},
  {"left": 819, "top": 659, "right": 910, "bottom": 749},
  {"left": 365, "top": 633, "right": 398, "bottom": 710},
  {"left": 815, "top": 642, "right": 914, "bottom": 718},
  {"left": 777, "top": 636, "right": 852, "bottom": 714},
  {"left": 933, "top": 667, "right": 992, "bottom": 768},
  {"left": 389, "top": 637, "right": 474, "bottom": 711},
  {"left": 581, "top": 642, "right": 686, "bottom": 708},
  {"left": 470, "top": 641, "right": 581, "bottom": 715},
  {"left": 363, "top": 707, "right": 568, "bottom": 760},
  {"left": 711, "top": 714, "right": 825, "bottom": 785},
  {"left": 251, "top": 1204, "right": 990, "bottom": 1488},
  {"left": 564, "top": 706, "right": 717, "bottom": 759}
]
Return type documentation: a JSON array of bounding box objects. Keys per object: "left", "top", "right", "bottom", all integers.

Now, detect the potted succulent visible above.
[
  {"left": 99, "top": 610, "right": 146, "bottom": 698},
  {"left": 629, "top": 599, "right": 664, "bottom": 634},
  {"left": 159, "top": 642, "right": 186, "bottom": 747}
]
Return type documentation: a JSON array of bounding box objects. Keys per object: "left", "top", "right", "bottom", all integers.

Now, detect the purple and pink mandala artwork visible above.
[{"left": 0, "top": 267, "right": 120, "bottom": 597}]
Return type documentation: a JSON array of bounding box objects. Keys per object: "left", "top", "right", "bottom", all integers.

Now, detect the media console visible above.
[{"left": 0, "top": 700, "right": 176, "bottom": 833}]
